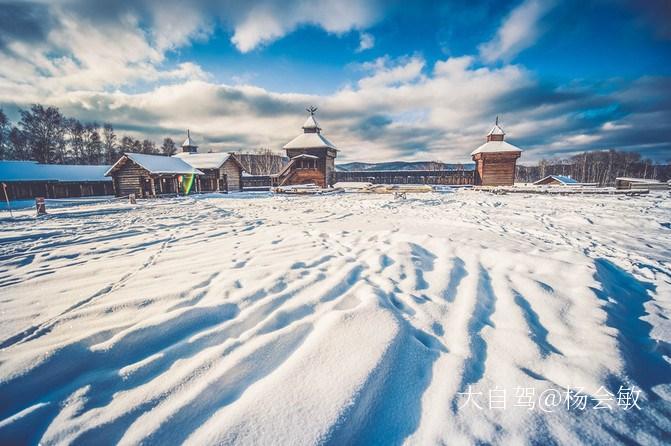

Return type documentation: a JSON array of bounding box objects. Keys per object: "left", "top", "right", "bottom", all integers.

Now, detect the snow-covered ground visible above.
[{"left": 0, "top": 190, "right": 669, "bottom": 445}]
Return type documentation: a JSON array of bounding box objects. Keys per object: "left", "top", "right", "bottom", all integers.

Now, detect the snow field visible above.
[{"left": 0, "top": 190, "right": 669, "bottom": 445}]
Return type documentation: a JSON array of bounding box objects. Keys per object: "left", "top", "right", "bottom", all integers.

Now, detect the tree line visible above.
[
  {"left": 517, "top": 149, "right": 670, "bottom": 185},
  {"left": 0, "top": 105, "right": 179, "bottom": 165},
  {"left": 237, "top": 149, "right": 288, "bottom": 175}
]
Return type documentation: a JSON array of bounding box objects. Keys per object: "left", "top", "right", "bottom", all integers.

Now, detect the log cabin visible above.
[
  {"left": 0, "top": 160, "right": 114, "bottom": 200},
  {"left": 471, "top": 119, "right": 522, "bottom": 186},
  {"left": 534, "top": 175, "right": 579, "bottom": 186},
  {"left": 105, "top": 153, "right": 203, "bottom": 198},
  {"left": 274, "top": 107, "right": 337, "bottom": 188},
  {"left": 172, "top": 131, "right": 245, "bottom": 192},
  {"left": 615, "top": 177, "right": 669, "bottom": 190}
]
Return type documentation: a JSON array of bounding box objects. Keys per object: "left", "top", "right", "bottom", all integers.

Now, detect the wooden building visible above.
[
  {"left": 0, "top": 160, "right": 114, "bottom": 200},
  {"left": 471, "top": 119, "right": 522, "bottom": 186},
  {"left": 172, "top": 131, "right": 245, "bottom": 192},
  {"left": 105, "top": 153, "right": 203, "bottom": 198},
  {"left": 534, "top": 175, "right": 596, "bottom": 187},
  {"left": 615, "top": 177, "right": 669, "bottom": 190},
  {"left": 274, "top": 107, "right": 338, "bottom": 188}
]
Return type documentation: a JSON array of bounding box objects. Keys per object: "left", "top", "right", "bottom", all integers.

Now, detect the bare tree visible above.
[
  {"left": 517, "top": 149, "right": 670, "bottom": 184},
  {"left": 161, "top": 137, "right": 177, "bottom": 156},
  {"left": 103, "top": 124, "right": 118, "bottom": 164},
  {"left": 141, "top": 139, "right": 156, "bottom": 154},
  {"left": 0, "top": 109, "right": 9, "bottom": 160},
  {"left": 8, "top": 127, "right": 28, "bottom": 160},
  {"left": 83, "top": 123, "right": 102, "bottom": 164},
  {"left": 66, "top": 118, "right": 85, "bottom": 163},
  {"left": 19, "top": 104, "right": 66, "bottom": 163},
  {"left": 237, "top": 148, "right": 287, "bottom": 175}
]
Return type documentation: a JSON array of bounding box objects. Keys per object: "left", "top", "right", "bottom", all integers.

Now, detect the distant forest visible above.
[
  {"left": 0, "top": 105, "right": 179, "bottom": 165},
  {"left": 2, "top": 104, "right": 669, "bottom": 184},
  {"left": 516, "top": 150, "right": 670, "bottom": 185}
]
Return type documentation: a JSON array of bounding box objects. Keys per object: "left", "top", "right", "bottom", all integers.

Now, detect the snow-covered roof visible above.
[
  {"left": 182, "top": 130, "right": 197, "bottom": 148},
  {"left": 487, "top": 124, "right": 505, "bottom": 136},
  {"left": 0, "top": 160, "right": 112, "bottom": 182},
  {"left": 283, "top": 132, "right": 337, "bottom": 150},
  {"left": 534, "top": 175, "right": 579, "bottom": 185},
  {"left": 470, "top": 140, "right": 522, "bottom": 155},
  {"left": 302, "top": 115, "right": 320, "bottom": 130},
  {"left": 615, "top": 177, "right": 662, "bottom": 184},
  {"left": 291, "top": 154, "right": 319, "bottom": 160},
  {"left": 173, "top": 152, "right": 233, "bottom": 169},
  {"left": 106, "top": 153, "right": 203, "bottom": 176}
]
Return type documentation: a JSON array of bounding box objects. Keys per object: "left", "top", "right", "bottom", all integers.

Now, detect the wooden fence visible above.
[{"left": 334, "top": 170, "right": 474, "bottom": 185}]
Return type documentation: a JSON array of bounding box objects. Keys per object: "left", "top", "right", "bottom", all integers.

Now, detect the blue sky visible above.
[{"left": 0, "top": 0, "right": 670, "bottom": 163}]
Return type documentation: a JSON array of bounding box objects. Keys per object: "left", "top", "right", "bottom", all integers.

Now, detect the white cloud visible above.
[
  {"left": 357, "top": 56, "right": 425, "bottom": 89},
  {"left": 0, "top": 0, "right": 666, "bottom": 163},
  {"left": 15, "top": 54, "right": 540, "bottom": 163},
  {"left": 0, "top": 0, "right": 381, "bottom": 97},
  {"left": 479, "top": 0, "right": 556, "bottom": 63},
  {"left": 4, "top": 51, "right": 663, "bottom": 163},
  {"left": 357, "top": 32, "right": 375, "bottom": 52},
  {"left": 230, "top": 0, "right": 379, "bottom": 52}
]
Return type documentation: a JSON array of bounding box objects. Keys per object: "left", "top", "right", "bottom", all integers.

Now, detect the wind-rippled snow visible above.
[{"left": 0, "top": 191, "right": 670, "bottom": 445}]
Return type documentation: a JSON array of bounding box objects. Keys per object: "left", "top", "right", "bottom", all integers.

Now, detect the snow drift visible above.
[{"left": 0, "top": 191, "right": 669, "bottom": 445}]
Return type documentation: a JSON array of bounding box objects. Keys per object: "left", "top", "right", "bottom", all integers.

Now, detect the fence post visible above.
[
  {"left": 36, "top": 197, "right": 47, "bottom": 215},
  {"left": 2, "top": 183, "right": 12, "bottom": 217}
]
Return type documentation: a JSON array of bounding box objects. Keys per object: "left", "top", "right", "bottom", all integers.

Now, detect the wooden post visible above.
[
  {"left": 2, "top": 183, "right": 12, "bottom": 217},
  {"left": 129, "top": 193, "right": 137, "bottom": 204},
  {"left": 149, "top": 177, "right": 156, "bottom": 197},
  {"left": 36, "top": 197, "right": 47, "bottom": 215}
]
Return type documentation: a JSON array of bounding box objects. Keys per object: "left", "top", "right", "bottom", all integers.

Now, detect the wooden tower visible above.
[
  {"left": 278, "top": 107, "right": 338, "bottom": 187},
  {"left": 471, "top": 118, "right": 522, "bottom": 186}
]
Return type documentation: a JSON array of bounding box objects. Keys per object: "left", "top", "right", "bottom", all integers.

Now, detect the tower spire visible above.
[
  {"left": 302, "top": 106, "right": 321, "bottom": 133},
  {"left": 181, "top": 129, "right": 198, "bottom": 153},
  {"left": 486, "top": 117, "right": 505, "bottom": 142}
]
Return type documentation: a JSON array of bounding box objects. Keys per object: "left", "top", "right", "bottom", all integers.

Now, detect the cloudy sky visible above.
[{"left": 0, "top": 0, "right": 670, "bottom": 163}]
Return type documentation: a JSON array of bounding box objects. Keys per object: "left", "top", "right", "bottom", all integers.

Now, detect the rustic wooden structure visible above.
[
  {"left": 335, "top": 169, "right": 473, "bottom": 185},
  {"left": 0, "top": 160, "right": 114, "bottom": 201},
  {"left": 615, "top": 177, "right": 669, "bottom": 190},
  {"left": 274, "top": 107, "right": 337, "bottom": 188},
  {"left": 471, "top": 119, "right": 522, "bottom": 186},
  {"left": 242, "top": 174, "right": 272, "bottom": 191},
  {"left": 105, "top": 153, "right": 203, "bottom": 198},
  {"left": 172, "top": 131, "right": 245, "bottom": 192},
  {"left": 534, "top": 175, "right": 596, "bottom": 187}
]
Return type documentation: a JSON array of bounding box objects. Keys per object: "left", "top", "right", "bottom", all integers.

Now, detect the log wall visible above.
[
  {"left": 112, "top": 160, "right": 149, "bottom": 197},
  {"left": 282, "top": 168, "right": 326, "bottom": 188},
  {"left": 335, "top": 170, "right": 474, "bottom": 185},
  {"left": 473, "top": 152, "right": 520, "bottom": 186},
  {"left": 242, "top": 175, "right": 272, "bottom": 191},
  {"left": 221, "top": 159, "right": 242, "bottom": 191},
  {"left": 2, "top": 181, "right": 114, "bottom": 200}
]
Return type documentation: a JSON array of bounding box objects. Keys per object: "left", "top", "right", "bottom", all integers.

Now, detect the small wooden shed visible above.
[
  {"left": 105, "top": 153, "right": 203, "bottom": 198},
  {"left": 471, "top": 119, "right": 522, "bottom": 186}
]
